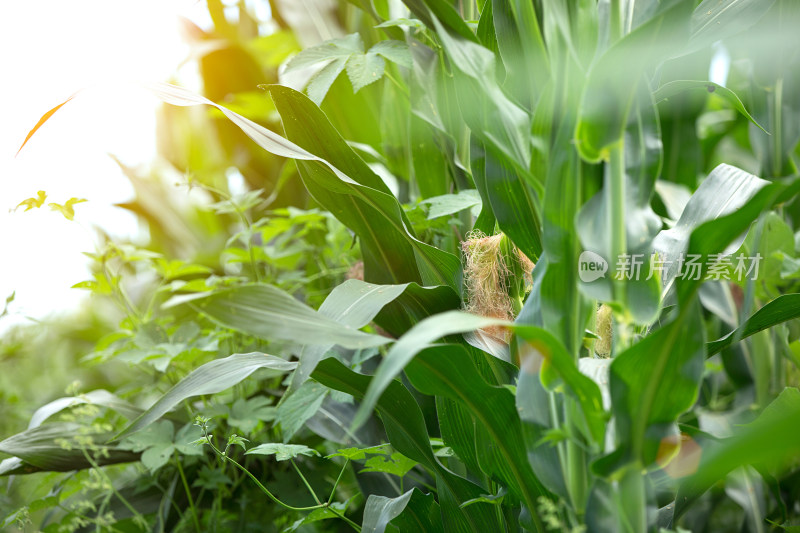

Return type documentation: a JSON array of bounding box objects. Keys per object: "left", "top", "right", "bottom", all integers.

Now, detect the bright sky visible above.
[{"left": 0, "top": 1, "right": 211, "bottom": 329}]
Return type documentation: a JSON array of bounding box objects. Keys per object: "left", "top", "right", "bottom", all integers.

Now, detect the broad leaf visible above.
[
  {"left": 353, "top": 311, "right": 505, "bottom": 430},
  {"left": 405, "top": 345, "right": 549, "bottom": 519},
  {"left": 289, "top": 279, "right": 459, "bottom": 394},
  {"left": 674, "top": 387, "right": 800, "bottom": 522},
  {"left": 575, "top": 0, "right": 694, "bottom": 162},
  {"left": 514, "top": 326, "right": 606, "bottom": 444},
  {"left": 690, "top": 0, "right": 777, "bottom": 51},
  {"left": 27, "top": 389, "right": 140, "bottom": 429},
  {"left": 185, "top": 283, "right": 389, "bottom": 350},
  {"left": 362, "top": 490, "right": 414, "bottom": 533},
  {"left": 653, "top": 164, "right": 770, "bottom": 299},
  {"left": 654, "top": 80, "right": 767, "bottom": 133},
  {"left": 115, "top": 352, "right": 296, "bottom": 440},
  {"left": 420, "top": 190, "right": 482, "bottom": 220},
  {"left": 0, "top": 423, "right": 139, "bottom": 474},
  {"left": 277, "top": 381, "right": 328, "bottom": 441},
  {"left": 267, "top": 84, "right": 461, "bottom": 291},
  {"left": 383, "top": 489, "right": 443, "bottom": 533},
  {"left": 706, "top": 293, "right": 800, "bottom": 356},
  {"left": 311, "top": 358, "right": 499, "bottom": 532},
  {"left": 609, "top": 300, "right": 706, "bottom": 467}
]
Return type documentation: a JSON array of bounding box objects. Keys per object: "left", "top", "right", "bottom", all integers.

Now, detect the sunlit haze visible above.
[{"left": 0, "top": 1, "right": 210, "bottom": 329}]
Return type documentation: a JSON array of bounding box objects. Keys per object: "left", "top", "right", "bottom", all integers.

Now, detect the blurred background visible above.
[{"left": 2, "top": 0, "right": 193, "bottom": 326}]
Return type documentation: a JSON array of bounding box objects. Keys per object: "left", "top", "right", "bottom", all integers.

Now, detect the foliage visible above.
[{"left": 4, "top": 0, "right": 800, "bottom": 532}]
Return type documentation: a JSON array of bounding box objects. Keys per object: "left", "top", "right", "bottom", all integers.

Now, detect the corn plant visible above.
[{"left": 4, "top": 0, "right": 800, "bottom": 532}]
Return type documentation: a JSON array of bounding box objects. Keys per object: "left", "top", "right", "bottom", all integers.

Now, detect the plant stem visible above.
[
  {"left": 327, "top": 459, "right": 349, "bottom": 505},
  {"left": 291, "top": 458, "right": 322, "bottom": 505},
  {"left": 609, "top": 141, "right": 627, "bottom": 305},
  {"left": 383, "top": 69, "right": 409, "bottom": 98},
  {"left": 328, "top": 506, "right": 362, "bottom": 532},
  {"left": 174, "top": 451, "right": 202, "bottom": 532},
  {"left": 548, "top": 392, "right": 569, "bottom": 494},
  {"left": 565, "top": 398, "right": 588, "bottom": 515},
  {"left": 80, "top": 448, "right": 147, "bottom": 526},
  {"left": 618, "top": 465, "right": 646, "bottom": 533},
  {"left": 610, "top": 0, "right": 624, "bottom": 42},
  {"left": 223, "top": 453, "right": 324, "bottom": 511},
  {"left": 201, "top": 428, "right": 323, "bottom": 512},
  {"left": 772, "top": 77, "right": 783, "bottom": 177}
]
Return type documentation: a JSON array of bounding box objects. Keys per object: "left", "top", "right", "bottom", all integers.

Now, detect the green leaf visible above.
[
  {"left": 119, "top": 420, "right": 202, "bottom": 473},
  {"left": 228, "top": 397, "right": 276, "bottom": 434},
  {"left": 369, "top": 40, "right": 413, "bottom": 68},
  {"left": 706, "top": 294, "right": 800, "bottom": 356},
  {"left": 460, "top": 489, "right": 505, "bottom": 508},
  {"left": 311, "top": 358, "right": 499, "bottom": 532},
  {"left": 575, "top": 0, "right": 694, "bottom": 162},
  {"left": 276, "top": 381, "right": 328, "bottom": 441},
  {"left": 419, "top": 190, "right": 482, "bottom": 220},
  {"left": 346, "top": 52, "right": 386, "bottom": 92},
  {"left": 286, "top": 501, "right": 350, "bottom": 532},
  {"left": 313, "top": 359, "right": 437, "bottom": 467},
  {"left": 192, "top": 465, "right": 232, "bottom": 490},
  {"left": 608, "top": 300, "right": 706, "bottom": 468},
  {"left": 375, "top": 18, "right": 425, "bottom": 30},
  {"left": 245, "top": 443, "right": 320, "bottom": 461},
  {"left": 384, "top": 489, "right": 444, "bottom": 533},
  {"left": 359, "top": 452, "right": 417, "bottom": 477},
  {"left": 362, "top": 490, "right": 414, "bottom": 533},
  {"left": 676, "top": 176, "right": 800, "bottom": 304},
  {"left": 288, "top": 279, "right": 406, "bottom": 394},
  {"left": 690, "top": 0, "right": 777, "bottom": 50},
  {"left": 675, "top": 387, "right": 800, "bottom": 521},
  {"left": 115, "top": 353, "right": 296, "bottom": 440},
  {"left": 430, "top": 16, "right": 534, "bottom": 183},
  {"left": 288, "top": 279, "right": 458, "bottom": 394},
  {"left": 404, "top": 345, "right": 548, "bottom": 521},
  {"left": 654, "top": 164, "right": 770, "bottom": 298},
  {"left": 482, "top": 149, "right": 543, "bottom": 260},
  {"left": 27, "top": 389, "right": 140, "bottom": 429},
  {"left": 653, "top": 80, "right": 768, "bottom": 133},
  {"left": 399, "top": 0, "right": 478, "bottom": 42},
  {"left": 306, "top": 58, "right": 349, "bottom": 105},
  {"left": 0, "top": 423, "right": 139, "bottom": 474},
  {"left": 285, "top": 34, "right": 362, "bottom": 71},
  {"left": 514, "top": 326, "right": 606, "bottom": 444},
  {"left": 267, "top": 84, "right": 461, "bottom": 291},
  {"left": 326, "top": 444, "right": 391, "bottom": 461},
  {"left": 184, "top": 284, "right": 389, "bottom": 350},
  {"left": 354, "top": 311, "right": 505, "bottom": 430},
  {"left": 490, "top": 0, "right": 549, "bottom": 108}
]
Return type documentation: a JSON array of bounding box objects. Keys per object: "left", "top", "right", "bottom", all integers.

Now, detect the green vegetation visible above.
[{"left": 4, "top": 0, "right": 800, "bottom": 531}]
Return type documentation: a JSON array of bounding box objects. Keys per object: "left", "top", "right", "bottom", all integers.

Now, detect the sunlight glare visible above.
[{"left": 0, "top": 1, "right": 198, "bottom": 328}]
